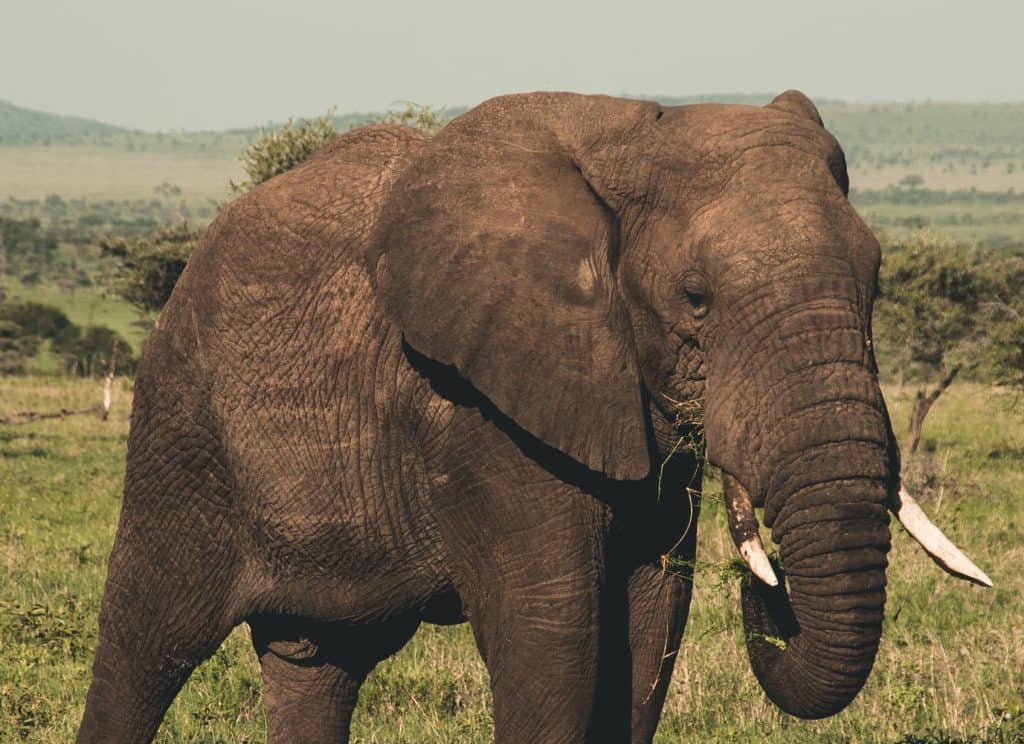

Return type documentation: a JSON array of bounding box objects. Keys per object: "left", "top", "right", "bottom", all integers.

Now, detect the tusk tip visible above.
[
  {"left": 894, "top": 485, "right": 993, "bottom": 588},
  {"left": 960, "top": 567, "right": 994, "bottom": 588},
  {"left": 739, "top": 539, "right": 780, "bottom": 587}
]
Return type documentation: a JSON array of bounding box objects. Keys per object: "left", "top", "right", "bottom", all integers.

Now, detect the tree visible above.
[
  {"left": 99, "top": 223, "right": 198, "bottom": 313},
  {"left": 874, "top": 232, "right": 1024, "bottom": 452},
  {"left": 898, "top": 173, "right": 924, "bottom": 190},
  {"left": 51, "top": 324, "right": 135, "bottom": 377},
  {"left": 1, "top": 217, "right": 58, "bottom": 278}
]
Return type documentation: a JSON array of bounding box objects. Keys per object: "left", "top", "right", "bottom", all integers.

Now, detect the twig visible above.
[{"left": 0, "top": 407, "right": 102, "bottom": 425}]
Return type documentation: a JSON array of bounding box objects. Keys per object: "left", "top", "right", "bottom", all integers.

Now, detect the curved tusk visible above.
[
  {"left": 722, "top": 473, "right": 780, "bottom": 587},
  {"left": 891, "top": 486, "right": 993, "bottom": 587}
]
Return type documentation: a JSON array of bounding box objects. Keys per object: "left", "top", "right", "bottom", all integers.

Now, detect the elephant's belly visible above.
[{"left": 231, "top": 427, "right": 454, "bottom": 624}]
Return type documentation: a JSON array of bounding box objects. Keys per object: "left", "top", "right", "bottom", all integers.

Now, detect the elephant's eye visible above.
[{"left": 680, "top": 273, "right": 711, "bottom": 319}]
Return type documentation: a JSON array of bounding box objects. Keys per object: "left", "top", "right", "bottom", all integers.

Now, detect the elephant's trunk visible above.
[
  {"left": 703, "top": 285, "right": 895, "bottom": 718},
  {"left": 736, "top": 473, "right": 890, "bottom": 718}
]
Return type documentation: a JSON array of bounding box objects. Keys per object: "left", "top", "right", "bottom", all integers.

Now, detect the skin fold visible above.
[{"left": 78, "top": 90, "right": 898, "bottom": 743}]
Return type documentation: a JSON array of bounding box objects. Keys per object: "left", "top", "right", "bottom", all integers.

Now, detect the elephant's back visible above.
[{"left": 142, "top": 124, "right": 427, "bottom": 379}]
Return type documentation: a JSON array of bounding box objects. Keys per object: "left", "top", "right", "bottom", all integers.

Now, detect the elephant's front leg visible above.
[
  {"left": 621, "top": 474, "right": 699, "bottom": 743},
  {"left": 452, "top": 490, "right": 610, "bottom": 743},
  {"left": 625, "top": 561, "right": 693, "bottom": 743},
  {"left": 470, "top": 571, "right": 605, "bottom": 742}
]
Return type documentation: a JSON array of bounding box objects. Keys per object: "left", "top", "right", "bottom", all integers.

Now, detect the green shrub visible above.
[
  {"left": 230, "top": 109, "right": 340, "bottom": 193},
  {"left": 369, "top": 103, "right": 449, "bottom": 136},
  {"left": 51, "top": 324, "right": 135, "bottom": 377},
  {"left": 99, "top": 223, "right": 198, "bottom": 313},
  {"left": 231, "top": 104, "right": 449, "bottom": 194},
  {"left": 0, "top": 319, "right": 40, "bottom": 375},
  {"left": 0, "top": 301, "right": 72, "bottom": 339}
]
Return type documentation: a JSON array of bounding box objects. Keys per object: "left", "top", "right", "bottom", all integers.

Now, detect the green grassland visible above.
[
  {"left": 1, "top": 378, "right": 1021, "bottom": 742},
  {"left": 852, "top": 189, "right": 1024, "bottom": 249},
  {"left": 0, "top": 145, "right": 244, "bottom": 203},
  {"left": 0, "top": 282, "right": 149, "bottom": 352}
]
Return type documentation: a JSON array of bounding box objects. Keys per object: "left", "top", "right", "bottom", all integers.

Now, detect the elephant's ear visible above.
[
  {"left": 768, "top": 90, "right": 849, "bottom": 195},
  {"left": 768, "top": 90, "right": 824, "bottom": 127},
  {"left": 372, "top": 124, "right": 651, "bottom": 480}
]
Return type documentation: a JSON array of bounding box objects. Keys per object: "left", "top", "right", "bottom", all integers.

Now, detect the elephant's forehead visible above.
[{"left": 659, "top": 103, "right": 839, "bottom": 160}]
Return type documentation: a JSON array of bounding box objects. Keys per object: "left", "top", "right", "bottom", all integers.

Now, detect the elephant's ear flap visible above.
[
  {"left": 767, "top": 90, "right": 824, "bottom": 127},
  {"left": 372, "top": 131, "right": 652, "bottom": 481}
]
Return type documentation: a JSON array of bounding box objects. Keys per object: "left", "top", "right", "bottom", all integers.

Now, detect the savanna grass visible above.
[{"left": 0, "top": 378, "right": 1020, "bottom": 742}]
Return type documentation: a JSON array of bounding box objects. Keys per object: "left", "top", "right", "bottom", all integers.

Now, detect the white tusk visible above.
[
  {"left": 722, "top": 474, "right": 780, "bottom": 587},
  {"left": 891, "top": 486, "right": 993, "bottom": 587},
  {"left": 738, "top": 535, "right": 780, "bottom": 588}
]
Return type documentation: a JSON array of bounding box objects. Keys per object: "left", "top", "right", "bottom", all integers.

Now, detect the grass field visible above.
[
  {"left": 0, "top": 145, "right": 243, "bottom": 203},
  {"left": 1, "top": 377, "right": 1021, "bottom": 742},
  {"left": 852, "top": 193, "right": 1024, "bottom": 249},
  {"left": 0, "top": 281, "right": 152, "bottom": 372}
]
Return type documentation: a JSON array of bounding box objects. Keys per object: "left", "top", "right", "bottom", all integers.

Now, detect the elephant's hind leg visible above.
[
  {"left": 77, "top": 415, "right": 243, "bottom": 742},
  {"left": 250, "top": 615, "right": 419, "bottom": 743}
]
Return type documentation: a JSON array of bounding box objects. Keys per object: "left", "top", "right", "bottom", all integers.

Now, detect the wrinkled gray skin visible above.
[{"left": 78, "top": 91, "right": 897, "bottom": 743}]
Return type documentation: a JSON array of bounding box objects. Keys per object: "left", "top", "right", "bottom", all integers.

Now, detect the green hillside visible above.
[{"left": 0, "top": 100, "right": 127, "bottom": 143}]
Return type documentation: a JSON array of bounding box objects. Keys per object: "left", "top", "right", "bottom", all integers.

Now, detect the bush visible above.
[
  {"left": 0, "top": 319, "right": 40, "bottom": 375},
  {"left": 52, "top": 324, "right": 135, "bottom": 377},
  {"left": 231, "top": 104, "right": 449, "bottom": 194},
  {"left": 230, "top": 110, "right": 340, "bottom": 193},
  {"left": 369, "top": 103, "right": 449, "bottom": 136},
  {"left": 99, "top": 223, "right": 198, "bottom": 313},
  {"left": 0, "top": 301, "right": 73, "bottom": 339}
]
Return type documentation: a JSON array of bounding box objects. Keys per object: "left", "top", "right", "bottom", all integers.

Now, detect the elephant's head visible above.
[{"left": 372, "top": 91, "right": 989, "bottom": 718}]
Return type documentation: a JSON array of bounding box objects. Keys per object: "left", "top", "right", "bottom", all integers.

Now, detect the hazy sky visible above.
[{"left": 2, "top": 0, "right": 1021, "bottom": 131}]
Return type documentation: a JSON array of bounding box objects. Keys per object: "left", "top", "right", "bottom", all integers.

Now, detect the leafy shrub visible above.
[
  {"left": 0, "top": 319, "right": 40, "bottom": 375},
  {"left": 51, "top": 324, "right": 135, "bottom": 377},
  {"left": 100, "top": 223, "right": 198, "bottom": 313},
  {"left": 0, "top": 301, "right": 72, "bottom": 339},
  {"left": 231, "top": 104, "right": 449, "bottom": 194},
  {"left": 369, "top": 103, "right": 449, "bottom": 136},
  {"left": 230, "top": 109, "right": 340, "bottom": 193}
]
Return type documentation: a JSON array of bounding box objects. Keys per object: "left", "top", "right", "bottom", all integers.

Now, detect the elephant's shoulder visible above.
[
  {"left": 181, "top": 125, "right": 426, "bottom": 292},
  {"left": 256, "top": 123, "right": 429, "bottom": 231}
]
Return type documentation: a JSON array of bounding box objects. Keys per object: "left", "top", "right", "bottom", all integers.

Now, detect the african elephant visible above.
[{"left": 77, "top": 90, "right": 989, "bottom": 743}]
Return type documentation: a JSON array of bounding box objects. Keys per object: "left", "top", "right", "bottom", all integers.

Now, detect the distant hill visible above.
[{"left": 0, "top": 100, "right": 127, "bottom": 143}]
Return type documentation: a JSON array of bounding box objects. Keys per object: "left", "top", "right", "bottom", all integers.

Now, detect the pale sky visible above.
[{"left": 1, "top": 0, "right": 1021, "bottom": 132}]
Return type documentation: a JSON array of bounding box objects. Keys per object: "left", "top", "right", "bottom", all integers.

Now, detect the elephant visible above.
[{"left": 77, "top": 90, "right": 990, "bottom": 743}]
